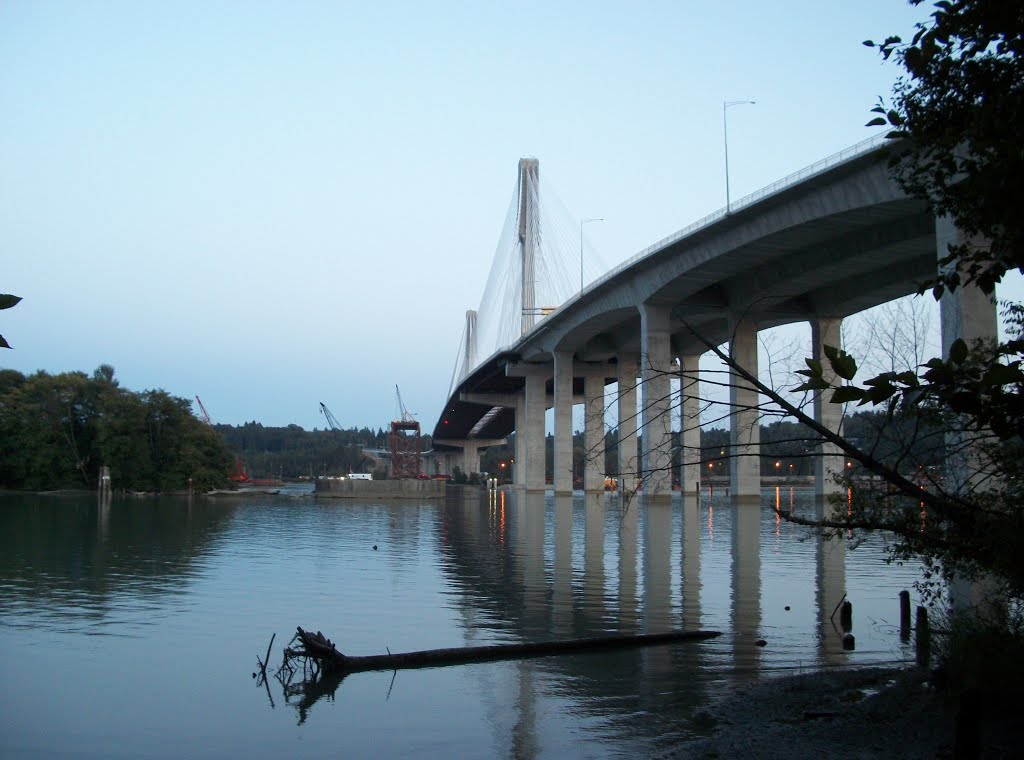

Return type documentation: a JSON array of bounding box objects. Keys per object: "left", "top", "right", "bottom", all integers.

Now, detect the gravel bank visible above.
[{"left": 661, "top": 667, "right": 959, "bottom": 759}]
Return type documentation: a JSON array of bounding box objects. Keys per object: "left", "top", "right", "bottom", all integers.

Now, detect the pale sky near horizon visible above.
[{"left": 2, "top": 1, "right": 944, "bottom": 431}]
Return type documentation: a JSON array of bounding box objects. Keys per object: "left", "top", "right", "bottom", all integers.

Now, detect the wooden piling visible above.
[
  {"left": 840, "top": 600, "right": 853, "bottom": 632},
  {"left": 899, "top": 590, "right": 911, "bottom": 641}
]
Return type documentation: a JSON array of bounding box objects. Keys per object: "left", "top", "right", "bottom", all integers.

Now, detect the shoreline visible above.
[{"left": 659, "top": 665, "right": 1018, "bottom": 759}]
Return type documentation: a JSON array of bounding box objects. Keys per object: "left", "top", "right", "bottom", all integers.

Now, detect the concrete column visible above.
[
  {"left": 937, "top": 217, "right": 1000, "bottom": 613},
  {"left": 729, "top": 318, "right": 761, "bottom": 500},
  {"left": 680, "top": 353, "right": 702, "bottom": 505},
  {"left": 514, "top": 392, "right": 527, "bottom": 488},
  {"left": 583, "top": 373, "right": 606, "bottom": 493},
  {"left": 616, "top": 354, "right": 640, "bottom": 495},
  {"left": 462, "top": 441, "right": 480, "bottom": 476},
  {"left": 525, "top": 374, "right": 547, "bottom": 492},
  {"left": 640, "top": 303, "right": 673, "bottom": 502},
  {"left": 553, "top": 351, "right": 575, "bottom": 495},
  {"left": 812, "top": 318, "right": 845, "bottom": 501},
  {"left": 938, "top": 216, "right": 998, "bottom": 496}
]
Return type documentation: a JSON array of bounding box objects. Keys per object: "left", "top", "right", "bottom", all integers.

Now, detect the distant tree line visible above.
[
  {"left": 0, "top": 366, "right": 234, "bottom": 492},
  {"left": 216, "top": 421, "right": 434, "bottom": 479},
  {"left": 476, "top": 410, "right": 939, "bottom": 483}
]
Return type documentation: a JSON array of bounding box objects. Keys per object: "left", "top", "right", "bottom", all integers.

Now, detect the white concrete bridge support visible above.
[
  {"left": 514, "top": 394, "right": 526, "bottom": 488},
  {"left": 729, "top": 318, "right": 761, "bottom": 500},
  {"left": 938, "top": 217, "right": 1000, "bottom": 613},
  {"left": 461, "top": 441, "right": 480, "bottom": 476},
  {"left": 616, "top": 354, "right": 639, "bottom": 495},
  {"left": 938, "top": 216, "right": 999, "bottom": 497},
  {"left": 680, "top": 353, "right": 702, "bottom": 503},
  {"left": 553, "top": 351, "right": 574, "bottom": 495},
  {"left": 640, "top": 304, "right": 674, "bottom": 502},
  {"left": 583, "top": 373, "right": 606, "bottom": 493},
  {"left": 525, "top": 374, "right": 547, "bottom": 492},
  {"left": 812, "top": 318, "right": 845, "bottom": 499}
]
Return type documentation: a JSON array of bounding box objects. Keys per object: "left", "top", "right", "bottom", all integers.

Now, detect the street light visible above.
[
  {"left": 723, "top": 100, "right": 756, "bottom": 213},
  {"left": 580, "top": 217, "right": 603, "bottom": 293}
]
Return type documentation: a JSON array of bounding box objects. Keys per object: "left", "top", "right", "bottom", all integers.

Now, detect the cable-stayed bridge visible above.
[{"left": 431, "top": 136, "right": 997, "bottom": 503}]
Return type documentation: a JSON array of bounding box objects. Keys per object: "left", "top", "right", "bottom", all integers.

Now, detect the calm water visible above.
[{"left": 0, "top": 485, "right": 923, "bottom": 759}]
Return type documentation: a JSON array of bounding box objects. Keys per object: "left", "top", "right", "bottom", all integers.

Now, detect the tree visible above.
[
  {"left": 792, "top": 0, "right": 1024, "bottom": 600},
  {"left": 865, "top": 0, "right": 1024, "bottom": 297},
  {"left": 0, "top": 294, "right": 21, "bottom": 349},
  {"left": 0, "top": 367, "right": 235, "bottom": 492}
]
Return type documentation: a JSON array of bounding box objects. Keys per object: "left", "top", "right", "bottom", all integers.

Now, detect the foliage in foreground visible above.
[
  {"left": 0, "top": 366, "right": 234, "bottom": 493},
  {"left": 829, "top": 0, "right": 1024, "bottom": 601},
  {"left": 0, "top": 293, "right": 20, "bottom": 349},
  {"left": 665, "top": 0, "right": 1024, "bottom": 608}
]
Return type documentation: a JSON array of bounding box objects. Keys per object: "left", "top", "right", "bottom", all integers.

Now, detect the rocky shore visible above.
[{"left": 661, "top": 666, "right": 1019, "bottom": 759}]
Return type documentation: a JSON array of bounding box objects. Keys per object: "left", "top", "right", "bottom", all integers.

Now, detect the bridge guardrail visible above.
[
  {"left": 589, "top": 131, "right": 892, "bottom": 294},
  {"left": 477, "top": 132, "right": 892, "bottom": 369}
]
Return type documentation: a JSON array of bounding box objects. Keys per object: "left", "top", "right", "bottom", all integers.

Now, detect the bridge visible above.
[{"left": 431, "top": 135, "right": 996, "bottom": 503}]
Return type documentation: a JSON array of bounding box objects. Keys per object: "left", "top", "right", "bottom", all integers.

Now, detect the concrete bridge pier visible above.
[
  {"left": 729, "top": 318, "right": 761, "bottom": 501},
  {"left": 583, "top": 373, "right": 607, "bottom": 493},
  {"left": 553, "top": 351, "right": 574, "bottom": 495},
  {"left": 680, "top": 352, "right": 702, "bottom": 503},
  {"left": 812, "top": 317, "right": 846, "bottom": 498},
  {"left": 616, "top": 354, "right": 640, "bottom": 495},
  {"left": 514, "top": 394, "right": 527, "bottom": 488},
  {"left": 525, "top": 374, "right": 548, "bottom": 492},
  {"left": 462, "top": 441, "right": 480, "bottom": 475},
  {"left": 938, "top": 218, "right": 1000, "bottom": 614},
  {"left": 640, "top": 303, "right": 674, "bottom": 503}
]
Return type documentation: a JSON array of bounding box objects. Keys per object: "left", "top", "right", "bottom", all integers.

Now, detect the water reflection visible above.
[
  {"left": 617, "top": 496, "right": 638, "bottom": 631},
  {"left": 731, "top": 499, "right": 762, "bottom": 675},
  {"left": 0, "top": 487, "right": 923, "bottom": 759},
  {"left": 681, "top": 498, "right": 701, "bottom": 632},
  {"left": 0, "top": 493, "right": 237, "bottom": 634},
  {"left": 552, "top": 494, "right": 573, "bottom": 636},
  {"left": 816, "top": 496, "right": 848, "bottom": 663}
]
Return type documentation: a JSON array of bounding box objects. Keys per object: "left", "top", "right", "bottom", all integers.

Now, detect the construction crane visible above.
[
  {"left": 195, "top": 395, "right": 248, "bottom": 482},
  {"left": 395, "top": 385, "right": 416, "bottom": 422},
  {"left": 195, "top": 396, "right": 213, "bottom": 426},
  {"left": 319, "top": 401, "right": 343, "bottom": 431}
]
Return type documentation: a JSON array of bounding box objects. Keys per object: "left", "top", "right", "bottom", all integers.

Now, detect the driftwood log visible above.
[{"left": 284, "top": 626, "right": 722, "bottom": 675}]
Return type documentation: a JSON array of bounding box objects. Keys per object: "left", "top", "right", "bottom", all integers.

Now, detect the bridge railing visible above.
[
  {"left": 458, "top": 132, "right": 892, "bottom": 382},
  {"left": 587, "top": 131, "right": 892, "bottom": 297}
]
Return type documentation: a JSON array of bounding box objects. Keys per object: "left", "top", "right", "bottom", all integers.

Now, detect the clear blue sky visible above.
[{"left": 2, "top": 0, "right": 929, "bottom": 430}]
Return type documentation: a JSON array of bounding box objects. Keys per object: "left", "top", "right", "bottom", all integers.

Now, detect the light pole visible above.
[
  {"left": 580, "top": 217, "right": 603, "bottom": 293},
  {"left": 723, "top": 100, "right": 756, "bottom": 213}
]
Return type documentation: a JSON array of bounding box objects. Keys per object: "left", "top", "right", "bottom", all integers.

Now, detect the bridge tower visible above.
[
  {"left": 517, "top": 158, "right": 539, "bottom": 336},
  {"left": 463, "top": 309, "right": 477, "bottom": 380}
]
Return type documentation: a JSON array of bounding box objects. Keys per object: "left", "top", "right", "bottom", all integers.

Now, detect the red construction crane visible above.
[
  {"left": 195, "top": 396, "right": 213, "bottom": 426},
  {"left": 195, "top": 395, "right": 248, "bottom": 482}
]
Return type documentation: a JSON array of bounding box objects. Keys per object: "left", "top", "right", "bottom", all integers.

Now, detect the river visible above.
[{"left": 0, "top": 485, "right": 922, "bottom": 758}]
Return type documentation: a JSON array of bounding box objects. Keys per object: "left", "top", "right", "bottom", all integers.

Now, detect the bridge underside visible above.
[{"left": 432, "top": 144, "right": 995, "bottom": 501}]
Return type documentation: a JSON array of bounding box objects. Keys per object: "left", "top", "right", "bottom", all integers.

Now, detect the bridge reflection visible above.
[{"left": 436, "top": 487, "right": 870, "bottom": 755}]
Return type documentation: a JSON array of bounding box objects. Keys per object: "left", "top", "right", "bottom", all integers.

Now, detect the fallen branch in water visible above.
[{"left": 280, "top": 625, "right": 722, "bottom": 677}]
